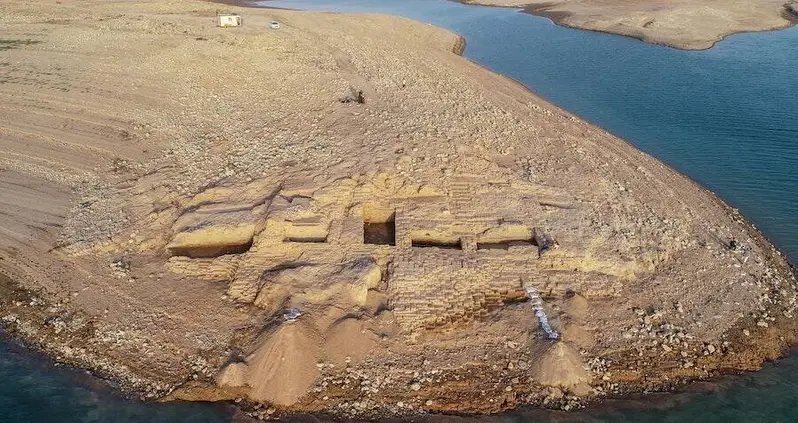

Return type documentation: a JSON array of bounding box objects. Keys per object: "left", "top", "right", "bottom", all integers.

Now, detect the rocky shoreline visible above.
[
  {"left": 2, "top": 248, "right": 796, "bottom": 419},
  {"left": 1, "top": 0, "right": 797, "bottom": 420},
  {"left": 0, "top": 275, "right": 202, "bottom": 400}
]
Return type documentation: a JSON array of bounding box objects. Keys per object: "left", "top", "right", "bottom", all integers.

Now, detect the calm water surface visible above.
[
  {"left": 3, "top": 1, "right": 797, "bottom": 421},
  {"left": 0, "top": 333, "right": 232, "bottom": 423}
]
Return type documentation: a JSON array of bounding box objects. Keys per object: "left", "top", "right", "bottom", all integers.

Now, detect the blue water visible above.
[
  {"left": 3, "top": 1, "right": 798, "bottom": 421},
  {"left": 0, "top": 334, "right": 232, "bottom": 423}
]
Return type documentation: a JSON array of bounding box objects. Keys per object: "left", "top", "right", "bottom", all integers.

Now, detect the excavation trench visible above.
[{"left": 168, "top": 240, "right": 254, "bottom": 258}]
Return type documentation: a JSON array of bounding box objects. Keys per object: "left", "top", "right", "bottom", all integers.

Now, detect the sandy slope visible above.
[
  {"left": 461, "top": 0, "right": 798, "bottom": 50},
  {"left": 0, "top": 0, "right": 796, "bottom": 419}
]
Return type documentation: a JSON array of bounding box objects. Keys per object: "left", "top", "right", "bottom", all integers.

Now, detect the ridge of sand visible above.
[
  {"left": 0, "top": 0, "right": 797, "bottom": 419},
  {"left": 530, "top": 341, "right": 590, "bottom": 388},
  {"left": 459, "top": 0, "right": 798, "bottom": 50},
  {"left": 246, "top": 322, "right": 322, "bottom": 406}
]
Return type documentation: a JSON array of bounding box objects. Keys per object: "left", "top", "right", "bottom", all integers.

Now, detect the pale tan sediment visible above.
[{"left": 0, "top": 0, "right": 796, "bottom": 420}]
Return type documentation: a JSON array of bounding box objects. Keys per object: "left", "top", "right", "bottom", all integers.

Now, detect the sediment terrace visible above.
[{"left": 0, "top": 0, "right": 796, "bottom": 419}]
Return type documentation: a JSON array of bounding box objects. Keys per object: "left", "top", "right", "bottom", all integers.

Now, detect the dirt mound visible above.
[
  {"left": 561, "top": 323, "right": 596, "bottom": 349},
  {"left": 530, "top": 341, "right": 590, "bottom": 387},
  {"left": 246, "top": 321, "right": 322, "bottom": 406}
]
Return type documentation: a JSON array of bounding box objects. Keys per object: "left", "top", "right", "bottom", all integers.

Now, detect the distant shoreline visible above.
[
  {"left": 220, "top": 0, "right": 798, "bottom": 50},
  {"left": 520, "top": 1, "right": 798, "bottom": 51},
  {"left": 452, "top": 0, "right": 798, "bottom": 50},
  {"left": 2, "top": 0, "right": 798, "bottom": 421}
]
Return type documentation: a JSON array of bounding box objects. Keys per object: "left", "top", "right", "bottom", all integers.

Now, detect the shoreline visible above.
[
  {"left": 519, "top": 2, "right": 798, "bottom": 51},
  {"left": 210, "top": 0, "right": 469, "bottom": 55},
  {"left": 219, "top": 0, "right": 798, "bottom": 51},
  {"left": 181, "top": 0, "right": 798, "bottom": 413},
  {"left": 451, "top": 0, "right": 798, "bottom": 50},
  {"left": 3, "top": 244, "right": 796, "bottom": 419},
  {"left": 2, "top": 0, "right": 798, "bottom": 420}
]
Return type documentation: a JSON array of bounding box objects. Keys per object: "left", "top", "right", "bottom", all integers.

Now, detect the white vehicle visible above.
[{"left": 270, "top": 21, "right": 280, "bottom": 29}]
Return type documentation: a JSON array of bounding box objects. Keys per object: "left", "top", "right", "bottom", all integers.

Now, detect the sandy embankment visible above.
[
  {"left": 0, "top": 0, "right": 797, "bottom": 420},
  {"left": 460, "top": 0, "right": 798, "bottom": 50}
]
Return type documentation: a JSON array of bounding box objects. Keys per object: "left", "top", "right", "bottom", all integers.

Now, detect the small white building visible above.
[{"left": 217, "top": 13, "right": 242, "bottom": 28}]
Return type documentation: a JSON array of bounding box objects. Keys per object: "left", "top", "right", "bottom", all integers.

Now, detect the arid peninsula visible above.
[
  {"left": 0, "top": 0, "right": 797, "bottom": 420},
  {"left": 461, "top": 0, "right": 798, "bottom": 49}
]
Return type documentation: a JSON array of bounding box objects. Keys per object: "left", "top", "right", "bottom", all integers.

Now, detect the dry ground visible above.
[{"left": 0, "top": 0, "right": 796, "bottom": 419}]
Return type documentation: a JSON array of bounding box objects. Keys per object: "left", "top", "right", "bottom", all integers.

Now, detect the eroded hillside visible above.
[{"left": 0, "top": 0, "right": 796, "bottom": 419}]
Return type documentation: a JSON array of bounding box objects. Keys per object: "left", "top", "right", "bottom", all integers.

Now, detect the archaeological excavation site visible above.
[
  {"left": 165, "top": 173, "right": 599, "bottom": 407},
  {"left": 1, "top": 0, "right": 797, "bottom": 420}
]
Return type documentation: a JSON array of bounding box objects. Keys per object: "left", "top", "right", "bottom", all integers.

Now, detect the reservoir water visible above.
[
  {"left": 0, "top": 333, "right": 232, "bottom": 423},
  {"left": 2, "top": 1, "right": 797, "bottom": 421}
]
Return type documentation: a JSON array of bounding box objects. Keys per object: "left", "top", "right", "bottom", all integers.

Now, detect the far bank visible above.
[{"left": 456, "top": 0, "right": 798, "bottom": 50}]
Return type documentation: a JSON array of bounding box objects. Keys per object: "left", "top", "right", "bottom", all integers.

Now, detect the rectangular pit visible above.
[
  {"left": 409, "top": 229, "right": 463, "bottom": 250},
  {"left": 169, "top": 240, "right": 253, "bottom": 258},
  {"left": 284, "top": 236, "right": 327, "bottom": 243},
  {"left": 283, "top": 221, "right": 329, "bottom": 243},
  {"left": 363, "top": 205, "right": 396, "bottom": 246},
  {"left": 476, "top": 238, "right": 536, "bottom": 250},
  {"left": 411, "top": 239, "right": 463, "bottom": 250}
]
